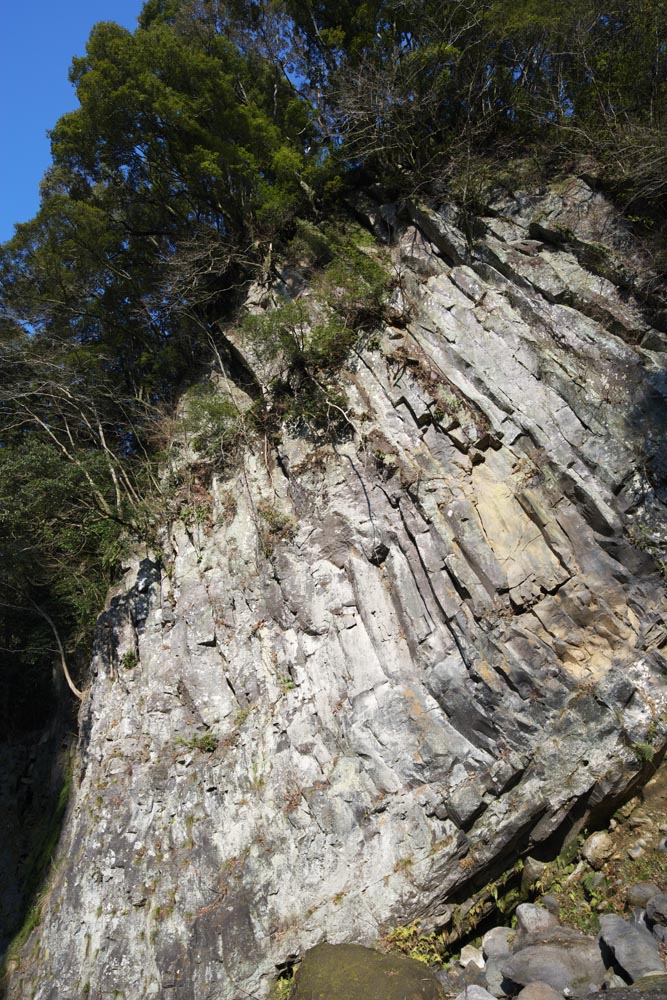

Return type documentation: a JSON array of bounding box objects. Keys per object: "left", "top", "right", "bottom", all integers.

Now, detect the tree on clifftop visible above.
[{"left": 1, "top": 0, "right": 665, "bottom": 722}]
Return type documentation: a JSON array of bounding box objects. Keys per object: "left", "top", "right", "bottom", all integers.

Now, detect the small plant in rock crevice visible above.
[
  {"left": 120, "top": 650, "right": 139, "bottom": 670},
  {"left": 283, "top": 783, "right": 303, "bottom": 814},
  {"left": 174, "top": 732, "right": 219, "bottom": 754},
  {"left": 257, "top": 500, "right": 297, "bottom": 553},
  {"left": 634, "top": 740, "right": 656, "bottom": 763},
  {"left": 381, "top": 919, "right": 445, "bottom": 967},
  {"left": 277, "top": 672, "right": 296, "bottom": 694},
  {"left": 178, "top": 499, "right": 213, "bottom": 531},
  {"left": 271, "top": 968, "right": 296, "bottom": 1000},
  {"left": 626, "top": 519, "right": 667, "bottom": 584}
]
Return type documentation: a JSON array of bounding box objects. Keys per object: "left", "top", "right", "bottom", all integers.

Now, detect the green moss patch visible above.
[{"left": 288, "top": 942, "right": 445, "bottom": 1000}]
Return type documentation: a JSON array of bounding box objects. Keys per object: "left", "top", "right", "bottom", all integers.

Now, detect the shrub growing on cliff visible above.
[
  {"left": 241, "top": 219, "right": 389, "bottom": 437},
  {"left": 182, "top": 384, "right": 244, "bottom": 464},
  {"left": 2, "top": 0, "right": 665, "bottom": 720}
]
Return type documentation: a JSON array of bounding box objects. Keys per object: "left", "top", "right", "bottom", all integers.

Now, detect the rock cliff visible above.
[{"left": 6, "top": 177, "right": 667, "bottom": 999}]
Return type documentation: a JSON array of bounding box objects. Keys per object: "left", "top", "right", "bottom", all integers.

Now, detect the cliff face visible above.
[{"left": 7, "top": 177, "right": 667, "bottom": 999}]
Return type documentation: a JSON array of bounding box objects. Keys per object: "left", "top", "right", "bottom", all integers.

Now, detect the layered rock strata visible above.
[{"left": 7, "top": 178, "right": 667, "bottom": 999}]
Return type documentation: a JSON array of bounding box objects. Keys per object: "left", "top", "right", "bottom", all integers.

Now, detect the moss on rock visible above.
[{"left": 289, "top": 942, "right": 446, "bottom": 1000}]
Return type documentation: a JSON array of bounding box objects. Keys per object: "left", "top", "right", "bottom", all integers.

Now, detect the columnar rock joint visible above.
[{"left": 7, "top": 178, "right": 667, "bottom": 1000}]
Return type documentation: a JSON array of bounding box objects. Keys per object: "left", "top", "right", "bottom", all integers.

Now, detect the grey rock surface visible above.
[
  {"left": 484, "top": 958, "right": 507, "bottom": 999},
  {"left": 514, "top": 904, "right": 560, "bottom": 948},
  {"left": 585, "top": 974, "right": 667, "bottom": 999},
  {"left": 599, "top": 914, "right": 665, "bottom": 981},
  {"left": 482, "top": 926, "right": 514, "bottom": 960},
  {"left": 627, "top": 884, "right": 662, "bottom": 908},
  {"left": 606, "top": 973, "right": 633, "bottom": 989},
  {"left": 516, "top": 984, "right": 562, "bottom": 1000},
  {"left": 646, "top": 894, "right": 667, "bottom": 926},
  {"left": 501, "top": 936, "right": 606, "bottom": 994},
  {"left": 460, "top": 944, "right": 485, "bottom": 969},
  {"left": 5, "top": 179, "right": 667, "bottom": 999},
  {"left": 453, "top": 987, "right": 497, "bottom": 1000}
]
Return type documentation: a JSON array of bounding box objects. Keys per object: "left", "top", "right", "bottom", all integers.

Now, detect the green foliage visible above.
[
  {"left": 271, "top": 971, "right": 295, "bottom": 1000},
  {"left": 634, "top": 741, "right": 655, "bottom": 763},
  {"left": 242, "top": 219, "right": 389, "bottom": 438},
  {"left": 276, "top": 374, "right": 353, "bottom": 441},
  {"left": 0, "top": 0, "right": 332, "bottom": 722},
  {"left": 179, "top": 500, "right": 213, "bottom": 529},
  {"left": 530, "top": 838, "right": 613, "bottom": 934},
  {"left": 235, "top": 707, "right": 251, "bottom": 726},
  {"left": 448, "top": 858, "right": 525, "bottom": 939},
  {"left": 244, "top": 300, "right": 351, "bottom": 379},
  {"left": 175, "top": 732, "right": 219, "bottom": 753},
  {"left": 120, "top": 650, "right": 139, "bottom": 670},
  {"left": 2, "top": 0, "right": 666, "bottom": 729},
  {"left": 277, "top": 674, "right": 296, "bottom": 694},
  {"left": 242, "top": 300, "right": 311, "bottom": 365},
  {"left": 627, "top": 521, "right": 667, "bottom": 582},
  {"left": 383, "top": 920, "right": 445, "bottom": 967},
  {"left": 280, "top": 0, "right": 667, "bottom": 225},
  {"left": 288, "top": 219, "right": 335, "bottom": 266},
  {"left": 0, "top": 426, "right": 129, "bottom": 719},
  {"left": 314, "top": 222, "right": 389, "bottom": 330},
  {"left": 183, "top": 384, "right": 244, "bottom": 463},
  {"left": 52, "top": 17, "right": 319, "bottom": 246},
  {"left": 622, "top": 844, "right": 667, "bottom": 890},
  {"left": 246, "top": 219, "right": 389, "bottom": 356}
]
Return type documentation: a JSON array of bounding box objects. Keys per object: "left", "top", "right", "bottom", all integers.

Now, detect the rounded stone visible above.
[
  {"left": 599, "top": 913, "right": 664, "bottom": 981},
  {"left": 582, "top": 974, "right": 667, "bottom": 999},
  {"left": 517, "top": 983, "right": 562, "bottom": 1000},
  {"left": 502, "top": 938, "right": 605, "bottom": 994},
  {"left": 290, "top": 943, "right": 446, "bottom": 1000},
  {"left": 484, "top": 956, "right": 508, "bottom": 998},
  {"left": 460, "top": 944, "right": 485, "bottom": 968},
  {"left": 626, "top": 883, "right": 661, "bottom": 908},
  {"left": 581, "top": 831, "right": 614, "bottom": 870},
  {"left": 482, "top": 926, "right": 513, "bottom": 960},
  {"left": 515, "top": 903, "right": 560, "bottom": 941}
]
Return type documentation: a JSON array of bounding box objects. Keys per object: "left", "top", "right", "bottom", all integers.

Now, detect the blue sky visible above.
[{"left": 0, "top": 0, "right": 145, "bottom": 244}]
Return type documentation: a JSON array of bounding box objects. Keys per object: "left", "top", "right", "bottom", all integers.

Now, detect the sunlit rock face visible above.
[{"left": 8, "top": 178, "right": 667, "bottom": 1000}]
